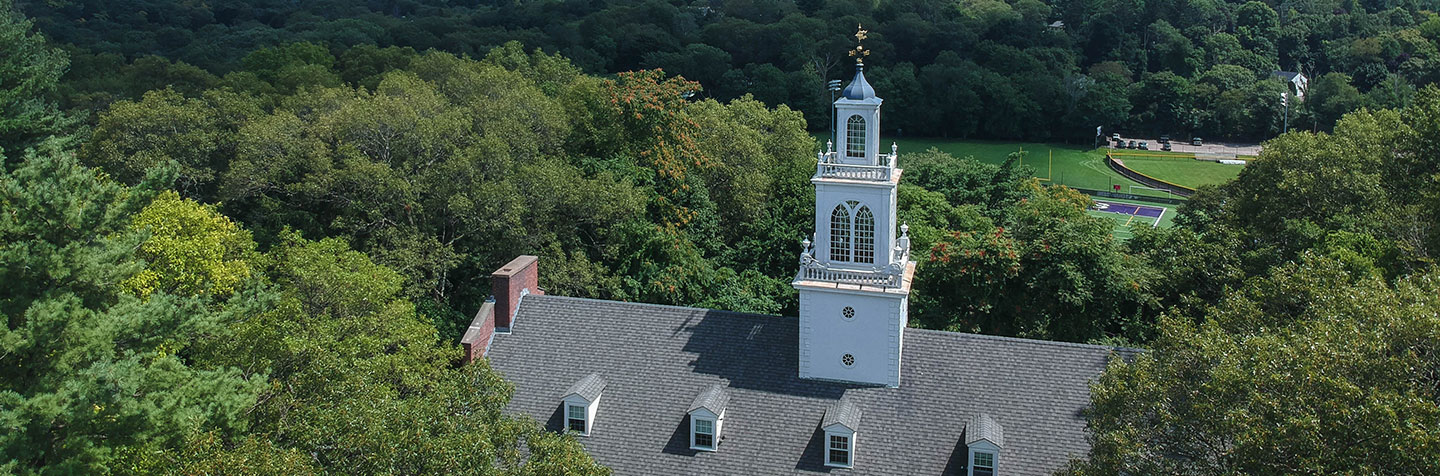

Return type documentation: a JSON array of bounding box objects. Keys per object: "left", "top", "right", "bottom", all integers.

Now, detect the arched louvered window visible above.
[
  {"left": 854, "top": 206, "right": 875, "bottom": 263},
  {"left": 830, "top": 204, "right": 851, "bottom": 262},
  {"left": 846, "top": 115, "right": 866, "bottom": 158}
]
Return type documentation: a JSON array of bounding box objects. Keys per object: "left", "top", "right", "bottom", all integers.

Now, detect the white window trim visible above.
[
  {"left": 968, "top": 441, "right": 999, "bottom": 476},
  {"left": 845, "top": 115, "right": 866, "bottom": 159},
  {"left": 562, "top": 395, "right": 599, "bottom": 436},
  {"left": 823, "top": 427, "right": 855, "bottom": 468},
  {"left": 689, "top": 408, "right": 723, "bottom": 451}
]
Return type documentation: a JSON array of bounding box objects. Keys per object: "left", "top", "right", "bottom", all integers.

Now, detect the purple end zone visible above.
[{"left": 1093, "top": 200, "right": 1165, "bottom": 218}]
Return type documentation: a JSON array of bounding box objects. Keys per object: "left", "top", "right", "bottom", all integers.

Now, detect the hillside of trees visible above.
[
  {"left": 4, "top": 0, "right": 1440, "bottom": 473},
  {"left": 17, "top": 0, "right": 1440, "bottom": 141}
]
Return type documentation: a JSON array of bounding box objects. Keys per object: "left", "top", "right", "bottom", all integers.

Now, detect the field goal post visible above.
[{"left": 1129, "top": 185, "right": 1177, "bottom": 200}]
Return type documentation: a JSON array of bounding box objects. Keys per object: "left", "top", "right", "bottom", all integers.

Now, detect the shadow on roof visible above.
[
  {"left": 661, "top": 414, "right": 700, "bottom": 456},
  {"left": 676, "top": 309, "right": 863, "bottom": 399}
]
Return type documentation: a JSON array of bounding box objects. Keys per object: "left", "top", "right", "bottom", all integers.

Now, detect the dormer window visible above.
[
  {"left": 827, "top": 434, "right": 851, "bottom": 465},
  {"left": 561, "top": 372, "right": 606, "bottom": 437},
  {"left": 688, "top": 384, "right": 729, "bottom": 452},
  {"left": 693, "top": 418, "right": 715, "bottom": 449},
  {"left": 566, "top": 404, "right": 587, "bottom": 432},
  {"left": 965, "top": 413, "right": 1004, "bottom": 476},
  {"left": 972, "top": 451, "right": 995, "bottom": 476},
  {"left": 821, "top": 397, "right": 860, "bottom": 468}
]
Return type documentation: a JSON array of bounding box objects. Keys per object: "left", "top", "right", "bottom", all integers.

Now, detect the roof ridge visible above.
[
  {"left": 904, "top": 327, "right": 1147, "bottom": 353},
  {"left": 523, "top": 294, "right": 792, "bottom": 321},
  {"left": 522, "top": 294, "right": 1144, "bottom": 353}
]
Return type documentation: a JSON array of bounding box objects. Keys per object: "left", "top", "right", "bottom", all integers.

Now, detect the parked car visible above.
[
  {"left": 1162, "top": 142, "right": 1173, "bottom": 151},
  {"left": 1128, "top": 140, "right": 1137, "bottom": 149},
  {"left": 1139, "top": 141, "right": 1149, "bottom": 150},
  {"left": 1111, "top": 133, "right": 1121, "bottom": 140},
  {"left": 1192, "top": 137, "right": 1203, "bottom": 146}
]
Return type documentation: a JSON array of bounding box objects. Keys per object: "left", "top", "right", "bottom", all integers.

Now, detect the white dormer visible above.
[
  {"left": 687, "top": 384, "right": 729, "bottom": 451},
  {"left": 822, "top": 398, "right": 861, "bottom": 468},
  {"left": 562, "top": 372, "right": 605, "bottom": 436},
  {"left": 966, "top": 413, "right": 1004, "bottom": 476}
]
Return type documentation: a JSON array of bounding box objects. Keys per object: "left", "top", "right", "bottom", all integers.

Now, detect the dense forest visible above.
[
  {"left": 16, "top": 0, "right": 1440, "bottom": 140},
  {"left": 4, "top": 0, "right": 1440, "bottom": 474}
]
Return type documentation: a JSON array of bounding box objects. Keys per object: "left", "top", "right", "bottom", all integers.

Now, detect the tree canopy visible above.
[{"left": 17, "top": 0, "right": 1440, "bottom": 142}]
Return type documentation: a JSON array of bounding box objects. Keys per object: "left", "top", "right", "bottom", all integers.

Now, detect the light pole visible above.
[{"left": 1282, "top": 86, "right": 1290, "bottom": 135}]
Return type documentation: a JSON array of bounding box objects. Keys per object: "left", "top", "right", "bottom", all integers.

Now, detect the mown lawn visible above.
[
  {"left": 1112, "top": 154, "right": 1244, "bottom": 189},
  {"left": 881, "top": 137, "right": 1173, "bottom": 198}
]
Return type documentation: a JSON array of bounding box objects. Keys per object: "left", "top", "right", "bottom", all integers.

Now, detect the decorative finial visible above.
[
  {"left": 826, "top": 140, "right": 834, "bottom": 153},
  {"left": 849, "top": 24, "right": 871, "bottom": 64},
  {"left": 802, "top": 237, "right": 812, "bottom": 251},
  {"left": 900, "top": 223, "right": 910, "bottom": 236}
]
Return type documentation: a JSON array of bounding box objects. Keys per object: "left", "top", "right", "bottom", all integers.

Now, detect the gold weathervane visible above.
[{"left": 849, "top": 24, "right": 871, "bottom": 64}]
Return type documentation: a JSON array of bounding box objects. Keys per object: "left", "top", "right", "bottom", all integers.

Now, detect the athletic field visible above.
[{"left": 1085, "top": 198, "right": 1172, "bottom": 240}]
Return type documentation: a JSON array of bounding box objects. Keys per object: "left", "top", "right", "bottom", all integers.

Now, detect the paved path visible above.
[{"left": 1110, "top": 136, "right": 1261, "bottom": 157}]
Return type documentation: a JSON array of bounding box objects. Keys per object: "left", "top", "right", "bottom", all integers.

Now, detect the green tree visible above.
[
  {"left": 1064, "top": 256, "right": 1440, "bottom": 475},
  {"left": 0, "top": 0, "right": 68, "bottom": 160},
  {"left": 914, "top": 180, "right": 1157, "bottom": 342},
  {"left": 122, "top": 190, "right": 256, "bottom": 298},
  {"left": 83, "top": 88, "right": 259, "bottom": 196},
  {"left": 1308, "top": 72, "right": 1366, "bottom": 130},
  {"left": 0, "top": 144, "right": 265, "bottom": 474},
  {"left": 194, "top": 233, "right": 609, "bottom": 475}
]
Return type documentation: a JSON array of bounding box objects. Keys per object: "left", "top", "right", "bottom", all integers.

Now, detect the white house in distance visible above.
[
  {"left": 460, "top": 32, "right": 1135, "bottom": 475},
  {"left": 1273, "top": 70, "right": 1308, "bottom": 104}
]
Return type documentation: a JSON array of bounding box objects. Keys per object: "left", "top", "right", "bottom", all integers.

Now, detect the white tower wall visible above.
[
  {"left": 813, "top": 181, "right": 899, "bottom": 269},
  {"left": 797, "top": 287, "right": 906, "bottom": 386},
  {"left": 794, "top": 61, "right": 913, "bottom": 388}
]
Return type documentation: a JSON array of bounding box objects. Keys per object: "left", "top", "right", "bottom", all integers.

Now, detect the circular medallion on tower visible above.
[
  {"left": 842, "top": 306, "right": 855, "bottom": 320},
  {"left": 842, "top": 354, "right": 855, "bottom": 367}
]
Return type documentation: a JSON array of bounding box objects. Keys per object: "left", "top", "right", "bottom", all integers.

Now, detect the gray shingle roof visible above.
[
  {"left": 565, "top": 372, "right": 606, "bottom": 402},
  {"left": 488, "top": 295, "right": 1135, "bottom": 475},
  {"left": 689, "top": 384, "right": 729, "bottom": 415},
  {"left": 822, "top": 397, "right": 862, "bottom": 431},
  {"left": 966, "top": 413, "right": 1005, "bottom": 447},
  {"left": 1273, "top": 70, "right": 1303, "bottom": 81}
]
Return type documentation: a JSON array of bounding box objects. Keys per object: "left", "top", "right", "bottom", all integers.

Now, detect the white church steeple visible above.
[{"left": 793, "top": 26, "right": 914, "bottom": 388}]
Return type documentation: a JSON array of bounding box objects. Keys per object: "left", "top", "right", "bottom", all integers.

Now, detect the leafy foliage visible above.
[
  {"left": 0, "top": 145, "right": 265, "bottom": 474},
  {"left": 122, "top": 190, "right": 256, "bottom": 298},
  {"left": 0, "top": 0, "right": 68, "bottom": 160},
  {"left": 1063, "top": 257, "right": 1440, "bottom": 475},
  {"left": 17, "top": 0, "right": 1440, "bottom": 141}
]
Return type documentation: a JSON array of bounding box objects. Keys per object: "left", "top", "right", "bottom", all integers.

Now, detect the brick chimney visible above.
[
  {"left": 460, "top": 255, "right": 543, "bottom": 364},
  {"left": 492, "top": 255, "right": 541, "bottom": 331},
  {"left": 460, "top": 301, "right": 494, "bottom": 364}
]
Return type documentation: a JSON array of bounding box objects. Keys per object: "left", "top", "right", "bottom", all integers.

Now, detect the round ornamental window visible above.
[
  {"left": 842, "top": 306, "right": 855, "bottom": 320},
  {"left": 842, "top": 354, "right": 855, "bottom": 367}
]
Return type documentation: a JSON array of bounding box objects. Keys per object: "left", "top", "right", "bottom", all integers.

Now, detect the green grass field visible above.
[
  {"left": 810, "top": 135, "right": 1219, "bottom": 237},
  {"left": 1109, "top": 153, "right": 1244, "bottom": 189},
  {"left": 888, "top": 137, "right": 1153, "bottom": 195}
]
